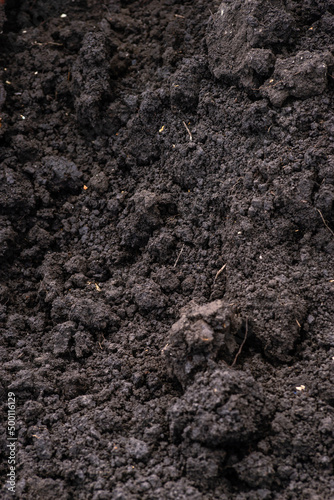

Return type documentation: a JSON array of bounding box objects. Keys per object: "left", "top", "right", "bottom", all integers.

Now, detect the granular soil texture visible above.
[{"left": 0, "top": 0, "right": 334, "bottom": 498}]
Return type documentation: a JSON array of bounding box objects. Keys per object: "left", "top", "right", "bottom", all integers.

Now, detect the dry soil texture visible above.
[{"left": 1, "top": 1, "right": 334, "bottom": 499}]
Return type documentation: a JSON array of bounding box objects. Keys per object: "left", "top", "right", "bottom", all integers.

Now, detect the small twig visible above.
[
  {"left": 213, "top": 263, "right": 226, "bottom": 284},
  {"left": 269, "top": 79, "right": 283, "bottom": 88},
  {"left": 316, "top": 208, "right": 334, "bottom": 238},
  {"left": 228, "top": 177, "right": 242, "bottom": 194},
  {"left": 33, "top": 41, "right": 63, "bottom": 46},
  {"left": 182, "top": 121, "right": 192, "bottom": 141},
  {"left": 231, "top": 318, "right": 248, "bottom": 367},
  {"left": 173, "top": 244, "right": 184, "bottom": 267}
]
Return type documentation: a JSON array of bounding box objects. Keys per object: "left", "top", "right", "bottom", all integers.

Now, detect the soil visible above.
[{"left": 1, "top": 0, "right": 334, "bottom": 499}]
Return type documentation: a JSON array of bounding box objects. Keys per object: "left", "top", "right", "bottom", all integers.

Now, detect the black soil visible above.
[{"left": 1, "top": 0, "right": 334, "bottom": 498}]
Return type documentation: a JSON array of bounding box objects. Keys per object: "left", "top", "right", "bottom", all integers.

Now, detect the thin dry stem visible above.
[
  {"left": 183, "top": 121, "right": 193, "bottom": 141},
  {"left": 316, "top": 208, "right": 334, "bottom": 238},
  {"left": 231, "top": 318, "right": 248, "bottom": 367},
  {"left": 173, "top": 244, "right": 185, "bottom": 267},
  {"left": 214, "top": 263, "right": 226, "bottom": 284}
]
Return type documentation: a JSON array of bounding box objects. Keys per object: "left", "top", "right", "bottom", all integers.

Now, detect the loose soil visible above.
[{"left": 1, "top": 1, "right": 334, "bottom": 499}]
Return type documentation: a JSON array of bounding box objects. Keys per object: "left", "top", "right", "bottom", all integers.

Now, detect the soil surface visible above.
[{"left": 1, "top": 1, "right": 334, "bottom": 499}]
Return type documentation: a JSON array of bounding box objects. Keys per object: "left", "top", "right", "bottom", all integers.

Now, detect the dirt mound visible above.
[{"left": 1, "top": 0, "right": 334, "bottom": 498}]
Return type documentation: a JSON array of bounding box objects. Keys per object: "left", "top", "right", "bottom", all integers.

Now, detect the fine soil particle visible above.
[{"left": 1, "top": 0, "right": 334, "bottom": 499}]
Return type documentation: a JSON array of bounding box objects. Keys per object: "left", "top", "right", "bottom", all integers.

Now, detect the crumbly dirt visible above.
[{"left": 1, "top": 0, "right": 334, "bottom": 498}]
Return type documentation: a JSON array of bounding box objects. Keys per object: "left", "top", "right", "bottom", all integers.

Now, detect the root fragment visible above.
[
  {"left": 316, "top": 208, "right": 334, "bottom": 238},
  {"left": 231, "top": 318, "right": 248, "bottom": 367}
]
